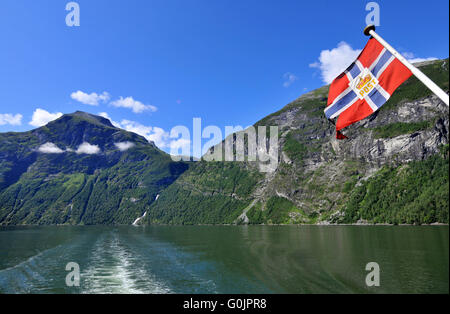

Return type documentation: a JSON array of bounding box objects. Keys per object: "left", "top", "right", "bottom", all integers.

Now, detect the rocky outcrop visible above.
[
  {"left": 235, "top": 59, "right": 449, "bottom": 221},
  {"left": 146, "top": 59, "right": 448, "bottom": 225}
]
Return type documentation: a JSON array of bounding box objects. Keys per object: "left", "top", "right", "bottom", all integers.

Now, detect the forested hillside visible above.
[
  {"left": 0, "top": 60, "right": 448, "bottom": 226},
  {"left": 145, "top": 59, "right": 449, "bottom": 225},
  {"left": 0, "top": 112, "right": 188, "bottom": 225}
]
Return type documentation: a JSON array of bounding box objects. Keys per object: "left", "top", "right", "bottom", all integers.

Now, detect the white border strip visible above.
[
  {"left": 324, "top": 86, "right": 353, "bottom": 114},
  {"left": 375, "top": 55, "right": 395, "bottom": 79},
  {"left": 329, "top": 96, "right": 359, "bottom": 119},
  {"left": 369, "top": 48, "right": 387, "bottom": 71},
  {"left": 375, "top": 85, "right": 391, "bottom": 100},
  {"left": 365, "top": 95, "right": 378, "bottom": 112}
]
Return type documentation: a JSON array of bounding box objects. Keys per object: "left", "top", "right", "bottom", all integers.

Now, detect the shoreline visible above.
[{"left": 1, "top": 222, "right": 448, "bottom": 228}]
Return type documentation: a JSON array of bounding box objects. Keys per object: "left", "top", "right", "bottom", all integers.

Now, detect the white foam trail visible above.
[{"left": 82, "top": 233, "right": 171, "bottom": 294}]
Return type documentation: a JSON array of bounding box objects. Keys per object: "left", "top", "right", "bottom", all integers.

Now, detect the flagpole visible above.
[{"left": 364, "top": 25, "right": 449, "bottom": 107}]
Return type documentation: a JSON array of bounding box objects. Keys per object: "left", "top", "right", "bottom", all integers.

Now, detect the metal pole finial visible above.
[{"left": 364, "top": 24, "right": 376, "bottom": 36}]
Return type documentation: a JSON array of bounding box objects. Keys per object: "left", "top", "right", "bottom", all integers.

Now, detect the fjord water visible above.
[{"left": 0, "top": 226, "right": 448, "bottom": 294}]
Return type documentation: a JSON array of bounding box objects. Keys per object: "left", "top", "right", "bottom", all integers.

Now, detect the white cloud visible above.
[
  {"left": 310, "top": 41, "right": 362, "bottom": 84},
  {"left": 110, "top": 96, "right": 157, "bottom": 114},
  {"left": 76, "top": 142, "right": 101, "bottom": 154},
  {"left": 408, "top": 57, "right": 437, "bottom": 64},
  {"left": 401, "top": 52, "right": 415, "bottom": 59},
  {"left": 38, "top": 142, "right": 64, "bottom": 154},
  {"left": 283, "top": 72, "right": 298, "bottom": 87},
  {"left": 71, "top": 90, "right": 110, "bottom": 106},
  {"left": 38, "top": 142, "right": 101, "bottom": 154},
  {"left": 114, "top": 141, "right": 135, "bottom": 151},
  {"left": 402, "top": 52, "right": 438, "bottom": 64},
  {"left": 98, "top": 112, "right": 122, "bottom": 128},
  {"left": 147, "top": 127, "right": 169, "bottom": 148},
  {"left": 98, "top": 112, "right": 110, "bottom": 119},
  {"left": 0, "top": 113, "right": 22, "bottom": 126},
  {"left": 169, "top": 138, "right": 190, "bottom": 150},
  {"left": 97, "top": 112, "right": 174, "bottom": 150},
  {"left": 310, "top": 43, "right": 439, "bottom": 84},
  {"left": 119, "top": 120, "right": 169, "bottom": 148},
  {"left": 29, "top": 108, "right": 63, "bottom": 127},
  {"left": 119, "top": 119, "right": 154, "bottom": 139}
]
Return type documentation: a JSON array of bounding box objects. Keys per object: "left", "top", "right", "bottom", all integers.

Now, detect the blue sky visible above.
[{"left": 0, "top": 0, "right": 448, "bottom": 155}]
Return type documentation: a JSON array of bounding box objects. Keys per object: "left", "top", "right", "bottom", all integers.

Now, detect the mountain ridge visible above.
[
  {"left": 0, "top": 58, "right": 448, "bottom": 226},
  {"left": 145, "top": 58, "right": 449, "bottom": 225},
  {"left": 0, "top": 112, "right": 188, "bottom": 225}
]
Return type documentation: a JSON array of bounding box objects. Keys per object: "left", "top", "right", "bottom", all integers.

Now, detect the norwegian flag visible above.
[{"left": 325, "top": 37, "right": 412, "bottom": 139}]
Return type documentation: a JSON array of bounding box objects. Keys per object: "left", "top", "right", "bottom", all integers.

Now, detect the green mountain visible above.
[
  {"left": 0, "top": 112, "right": 188, "bottom": 225},
  {"left": 0, "top": 59, "right": 448, "bottom": 226}
]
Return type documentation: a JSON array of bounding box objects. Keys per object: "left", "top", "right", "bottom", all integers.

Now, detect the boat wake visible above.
[
  {"left": 0, "top": 227, "right": 221, "bottom": 294},
  {"left": 81, "top": 232, "right": 171, "bottom": 294}
]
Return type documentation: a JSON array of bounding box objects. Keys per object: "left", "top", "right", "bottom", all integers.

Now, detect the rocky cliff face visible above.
[
  {"left": 146, "top": 58, "right": 449, "bottom": 225},
  {"left": 333, "top": 96, "right": 448, "bottom": 163},
  {"left": 253, "top": 93, "right": 448, "bottom": 219},
  {"left": 246, "top": 60, "right": 449, "bottom": 223}
]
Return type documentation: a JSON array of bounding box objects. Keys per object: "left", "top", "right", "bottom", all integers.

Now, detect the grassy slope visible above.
[{"left": 146, "top": 161, "right": 263, "bottom": 225}]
